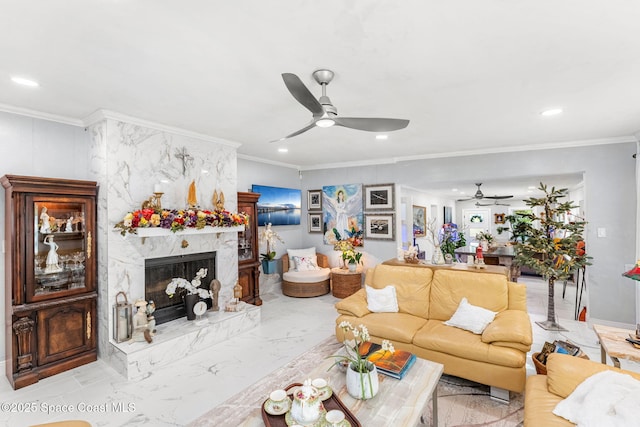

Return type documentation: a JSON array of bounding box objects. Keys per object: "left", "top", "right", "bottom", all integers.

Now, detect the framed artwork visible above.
[
  {"left": 494, "top": 213, "right": 506, "bottom": 224},
  {"left": 443, "top": 206, "right": 452, "bottom": 224},
  {"left": 412, "top": 205, "right": 426, "bottom": 237},
  {"left": 364, "top": 213, "right": 395, "bottom": 240},
  {"left": 322, "top": 184, "right": 364, "bottom": 246},
  {"left": 308, "top": 213, "right": 323, "bottom": 233},
  {"left": 307, "top": 189, "right": 322, "bottom": 211},
  {"left": 363, "top": 183, "right": 395, "bottom": 211},
  {"left": 251, "top": 184, "right": 301, "bottom": 226}
]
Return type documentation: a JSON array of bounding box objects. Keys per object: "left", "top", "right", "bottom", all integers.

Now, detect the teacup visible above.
[
  {"left": 325, "top": 409, "right": 345, "bottom": 426},
  {"left": 312, "top": 378, "right": 327, "bottom": 389},
  {"left": 269, "top": 389, "right": 287, "bottom": 402}
]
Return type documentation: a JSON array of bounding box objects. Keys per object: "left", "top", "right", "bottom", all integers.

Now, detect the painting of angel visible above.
[{"left": 322, "top": 184, "right": 364, "bottom": 246}]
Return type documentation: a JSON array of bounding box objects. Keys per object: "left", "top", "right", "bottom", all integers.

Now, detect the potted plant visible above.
[
  {"left": 259, "top": 223, "right": 283, "bottom": 274},
  {"left": 496, "top": 210, "right": 532, "bottom": 244},
  {"left": 342, "top": 248, "right": 363, "bottom": 272},
  {"left": 439, "top": 223, "right": 466, "bottom": 262},
  {"left": 475, "top": 231, "right": 494, "bottom": 251},
  {"left": 515, "top": 183, "right": 590, "bottom": 330}
]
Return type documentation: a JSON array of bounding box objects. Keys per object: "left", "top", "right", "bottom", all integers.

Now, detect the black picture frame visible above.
[{"left": 307, "top": 189, "right": 322, "bottom": 211}]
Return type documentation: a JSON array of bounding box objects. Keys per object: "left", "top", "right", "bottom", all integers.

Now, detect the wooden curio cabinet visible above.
[
  {"left": 237, "top": 192, "right": 261, "bottom": 306},
  {"left": 2, "top": 175, "right": 98, "bottom": 389}
]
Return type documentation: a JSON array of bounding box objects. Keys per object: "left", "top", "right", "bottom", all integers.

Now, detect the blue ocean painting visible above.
[{"left": 251, "top": 184, "right": 301, "bottom": 226}]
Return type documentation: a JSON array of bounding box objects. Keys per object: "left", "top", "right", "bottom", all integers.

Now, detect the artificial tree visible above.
[{"left": 515, "top": 183, "right": 590, "bottom": 331}]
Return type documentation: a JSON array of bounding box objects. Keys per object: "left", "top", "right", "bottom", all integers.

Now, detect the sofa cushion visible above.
[
  {"left": 444, "top": 297, "right": 496, "bottom": 334},
  {"left": 524, "top": 375, "right": 571, "bottom": 427},
  {"left": 283, "top": 268, "right": 330, "bottom": 283},
  {"left": 366, "top": 264, "right": 432, "bottom": 319},
  {"left": 365, "top": 285, "right": 399, "bottom": 312},
  {"left": 481, "top": 310, "right": 532, "bottom": 348},
  {"left": 292, "top": 255, "right": 319, "bottom": 271},
  {"left": 413, "top": 320, "right": 525, "bottom": 368},
  {"left": 429, "top": 270, "right": 509, "bottom": 321},
  {"left": 340, "top": 312, "right": 427, "bottom": 344},
  {"left": 287, "top": 247, "right": 316, "bottom": 270}
]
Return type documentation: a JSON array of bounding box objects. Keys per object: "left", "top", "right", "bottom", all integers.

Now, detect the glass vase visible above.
[{"left": 346, "top": 361, "right": 379, "bottom": 399}]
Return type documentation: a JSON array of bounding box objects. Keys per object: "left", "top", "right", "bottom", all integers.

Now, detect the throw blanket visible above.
[{"left": 553, "top": 370, "right": 640, "bottom": 427}]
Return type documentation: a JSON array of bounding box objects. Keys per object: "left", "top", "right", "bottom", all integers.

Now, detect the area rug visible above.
[{"left": 188, "top": 336, "right": 524, "bottom": 427}]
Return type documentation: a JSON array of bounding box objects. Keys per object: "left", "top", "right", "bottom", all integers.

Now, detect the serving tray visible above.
[{"left": 261, "top": 382, "right": 361, "bottom": 427}]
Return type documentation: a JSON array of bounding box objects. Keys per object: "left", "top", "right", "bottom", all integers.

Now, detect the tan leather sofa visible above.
[
  {"left": 524, "top": 353, "right": 640, "bottom": 426},
  {"left": 334, "top": 263, "right": 532, "bottom": 393}
]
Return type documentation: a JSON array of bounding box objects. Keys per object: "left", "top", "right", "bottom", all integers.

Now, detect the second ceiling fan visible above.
[
  {"left": 272, "top": 69, "right": 410, "bottom": 142},
  {"left": 457, "top": 183, "right": 513, "bottom": 202}
]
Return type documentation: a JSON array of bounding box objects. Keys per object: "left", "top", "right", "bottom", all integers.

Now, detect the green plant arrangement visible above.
[
  {"left": 439, "top": 223, "right": 467, "bottom": 259},
  {"left": 496, "top": 210, "right": 532, "bottom": 243},
  {"left": 515, "top": 183, "right": 590, "bottom": 331},
  {"left": 475, "top": 231, "right": 494, "bottom": 245},
  {"left": 342, "top": 249, "right": 363, "bottom": 265}
]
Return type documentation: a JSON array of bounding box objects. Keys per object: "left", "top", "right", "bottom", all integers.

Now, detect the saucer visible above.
[
  {"left": 317, "top": 386, "right": 333, "bottom": 401},
  {"left": 285, "top": 407, "right": 327, "bottom": 426},
  {"left": 264, "top": 397, "right": 290, "bottom": 415},
  {"left": 323, "top": 420, "right": 351, "bottom": 427}
]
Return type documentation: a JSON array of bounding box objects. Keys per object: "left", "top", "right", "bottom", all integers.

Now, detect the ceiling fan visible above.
[
  {"left": 271, "top": 69, "right": 410, "bottom": 142},
  {"left": 457, "top": 183, "right": 513, "bottom": 202},
  {"left": 475, "top": 201, "right": 511, "bottom": 207}
]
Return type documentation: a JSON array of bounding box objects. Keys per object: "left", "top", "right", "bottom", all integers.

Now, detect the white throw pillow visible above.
[
  {"left": 553, "top": 370, "right": 640, "bottom": 427},
  {"left": 366, "top": 285, "right": 399, "bottom": 313},
  {"left": 444, "top": 297, "right": 497, "bottom": 334},
  {"left": 287, "top": 247, "right": 316, "bottom": 270},
  {"left": 292, "top": 255, "right": 319, "bottom": 271}
]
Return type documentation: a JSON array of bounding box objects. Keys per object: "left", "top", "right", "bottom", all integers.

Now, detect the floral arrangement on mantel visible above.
[{"left": 114, "top": 208, "right": 249, "bottom": 236}]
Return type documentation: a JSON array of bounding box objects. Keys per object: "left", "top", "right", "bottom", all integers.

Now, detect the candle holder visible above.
[{"left": 141, "top": 192, "right": 163, "bottom": 210}]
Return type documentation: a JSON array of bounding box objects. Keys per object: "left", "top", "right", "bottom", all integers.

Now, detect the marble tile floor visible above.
[{"left": 1, "top": 273, "right": 638, "bottom": 426}]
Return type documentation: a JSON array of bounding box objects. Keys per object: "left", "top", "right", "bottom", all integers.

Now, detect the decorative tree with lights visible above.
[{"left": 515, "top": 183, "right": 590, "bottom": 331}]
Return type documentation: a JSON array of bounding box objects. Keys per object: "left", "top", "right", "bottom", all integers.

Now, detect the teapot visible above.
[{"left": 289, "top": 379, "right": 322, "bottom": 425}]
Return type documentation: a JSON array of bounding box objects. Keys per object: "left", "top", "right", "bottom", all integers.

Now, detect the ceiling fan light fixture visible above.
[
  {"left": 11, "top": 76, "right": 39, "bottom": 87},
  {"left": 541, "top": 108, "right": 563, "bottom": 116},
  {"left": 315, "top": 118, "right": 335, "bottom": 128},
  {"left": 375, "top": 134, "right": 388, "bottom": 140}
]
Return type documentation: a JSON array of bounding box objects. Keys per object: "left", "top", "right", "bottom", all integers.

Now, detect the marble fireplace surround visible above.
[{"left": 87, "top": 111, "right": 260, "bottom": 380}]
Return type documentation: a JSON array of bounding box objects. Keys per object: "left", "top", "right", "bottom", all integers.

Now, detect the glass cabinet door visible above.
[
  {"left": 27, "top": 196, "right": 95, "bottom": 302},
  {"left": 238, "top": 203, "right": 255, "bottom": 263}
]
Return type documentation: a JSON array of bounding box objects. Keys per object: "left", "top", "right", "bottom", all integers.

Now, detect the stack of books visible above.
[{"left": 359, "top": 341, "right": 416, "bottom": 379}]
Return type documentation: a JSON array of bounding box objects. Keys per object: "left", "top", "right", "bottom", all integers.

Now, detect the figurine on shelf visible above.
[
  {"left": 146, "top": 300, "right": 156, "bottom": 337},
  {"left": 210, "top": 279, "right": 221, "bottom": 311},
  {"left": 188, "top": 179, "right": 198, "bottom": 208},
  {"left": 233, "top": 280, "right": 242, "bottom": 302},
  {"left": 43, "top": 235, "right": 63, "bottom": 273},
  {"left": 212, "top": 190, "right": 225, "bottom": 211},
  {"left": 225, "top": 281, "right": 245, "bottom": 312},
  {"left": 65, "top": 216, "right": 74, "bottom": 233},
  {"left": 40, "top": 207, "right": 51, "bottom": 234}
]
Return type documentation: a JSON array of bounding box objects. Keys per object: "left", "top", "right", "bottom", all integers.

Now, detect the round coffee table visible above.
[{"left": 331, "top": 267, "right": 362, "bottom": 298}]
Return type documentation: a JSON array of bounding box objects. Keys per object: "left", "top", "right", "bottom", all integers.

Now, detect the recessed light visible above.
[
  {"left": 452, "top": 188, "right": 458, "bottom": 192},
  {"left": 376, "top": 135, "right": 388, "bottom": 140},
  {"left": 541, "top": 108, "right": 563, "bottom": 116},
  {"left": 278, "top": 148, "right": 288, "bottom": 153},
  {"left": 11, "top": 76, "right": 39, "bottom": 87},
  {"left": 527, "top": 186, "right": 536, "bottom": 190}
]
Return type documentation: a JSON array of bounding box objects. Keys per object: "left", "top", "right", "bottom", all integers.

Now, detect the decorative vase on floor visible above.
[
  {"left": 184, "top": 294, "right": 199, "bottom": 321},
  {"left": 346, "top": 361, "right": 379, "bottom": 399},
  {"left": 262, "top": 259, "right": 277, "bottom": 274},
  {"left": 348, "top": 262, "right": 357, "bottom": 272}
]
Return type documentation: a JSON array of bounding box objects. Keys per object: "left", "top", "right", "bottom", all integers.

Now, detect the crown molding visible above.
[
  {"left": 82, "top": 109, "right": 241, "bottom": 149},
  {"left": 297, "top": 135, "right": 637, "bottom": 171},
  {"left": 236, "top": 153, "right": 300, "bottom": 170},
  {"left": 0, "top": 103, "right": 84, "bottom": 127}
]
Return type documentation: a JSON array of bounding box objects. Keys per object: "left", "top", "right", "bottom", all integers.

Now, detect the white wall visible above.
[{"left": 0, "top": 111, "right": 92, "bottom": 363}]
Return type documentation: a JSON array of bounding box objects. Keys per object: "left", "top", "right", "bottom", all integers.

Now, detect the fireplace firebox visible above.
[{"left": 145, "top": 252, "right": 215, "bottom": 324}]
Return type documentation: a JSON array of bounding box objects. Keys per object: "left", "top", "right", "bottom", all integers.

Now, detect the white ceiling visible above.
[{"left": 1, "top": 1, "right": 638, "bottom": 197}]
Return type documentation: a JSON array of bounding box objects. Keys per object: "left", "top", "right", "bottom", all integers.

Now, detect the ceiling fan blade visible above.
[
  {"left": 484, "top": 195, "right": 514, "bottom": 200},
  {"left": 269, "top": 122, "right": 316, "bottom": 143},
  {"left": 281, "top": 73, "right": 324, "bottom": 117},
  {"left": 333, "top": 117, "right": 409, "bottom": 132}
]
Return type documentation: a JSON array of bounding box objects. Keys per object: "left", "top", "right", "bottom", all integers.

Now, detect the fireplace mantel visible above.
[{"left": 114, "top": 225, "right": 244, "bottom": 242}]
